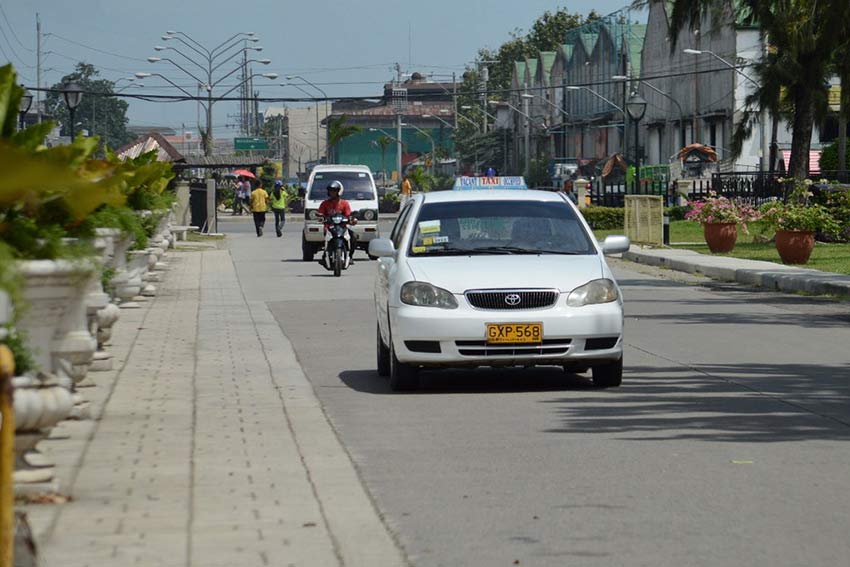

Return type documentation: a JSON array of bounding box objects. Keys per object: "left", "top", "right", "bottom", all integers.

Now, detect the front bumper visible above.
[
  {"left": 389, "top": 299, "right": 624, "bottom": 367},
  {"left": 303, "top": 222, "right": 380, "bottom": 243}
]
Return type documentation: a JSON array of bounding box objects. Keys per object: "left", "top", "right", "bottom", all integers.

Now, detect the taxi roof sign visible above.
[{"left": 452, "top": 176, "right": 528, "bottom": 190}]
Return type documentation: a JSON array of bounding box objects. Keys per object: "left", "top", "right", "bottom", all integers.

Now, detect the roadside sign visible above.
[{"left": 234, "top": 137, "right": 269, "bottom": 150}]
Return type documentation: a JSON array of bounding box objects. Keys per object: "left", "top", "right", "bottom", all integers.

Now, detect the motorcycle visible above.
[{"left": 319, "top": 214, "right": 352, "bottom": 277}]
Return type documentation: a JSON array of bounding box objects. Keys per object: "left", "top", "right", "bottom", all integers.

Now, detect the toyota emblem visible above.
[{"left": 504, "top": 293, "right": 522, "bottom": 306}]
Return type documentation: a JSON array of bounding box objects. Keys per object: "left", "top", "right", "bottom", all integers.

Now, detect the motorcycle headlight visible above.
[
  {"left": 401, "top": 282, "right": 458, "bottom": 309},
  {"left": 362, "top": 209, "right": 377, "bottom": 221},
  {"left": 566, "top": 279, "right": 619, "bottom": 307},
  {"left": 306, "top": 209, "right": 319, "bottom": 221}
]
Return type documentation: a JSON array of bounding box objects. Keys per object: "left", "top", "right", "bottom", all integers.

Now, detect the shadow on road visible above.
[
  {"left": 543, "top": 363, "right": 850, "bottom": 443},
  {"left": 339, "top": 366, "right": 598, "bottom": 395}
]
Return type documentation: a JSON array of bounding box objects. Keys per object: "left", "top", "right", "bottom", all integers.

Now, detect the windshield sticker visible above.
[
  {"left": 433, "top": 235, "right": 450, "bottom": 244},
  {"left": 412, "top": 246, "right": 427, "bottom": 253},
  {"left": 419, "top": 220, "right": 441, "bottom": 234},
  {"left": 422, "top": 236, "right": 434, "bottom": 246}
]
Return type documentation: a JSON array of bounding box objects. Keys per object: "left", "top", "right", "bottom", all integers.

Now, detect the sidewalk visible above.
[
  {"left": 23, "top": 247, "right": 406, "bottom": 567},
  {"left": 623, "top": 245, "right": 850, "bottom": 297}
]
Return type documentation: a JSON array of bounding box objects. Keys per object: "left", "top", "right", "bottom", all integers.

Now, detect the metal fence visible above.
[{"left": 587, "top": 170, "right": 850, "bottom": 208}]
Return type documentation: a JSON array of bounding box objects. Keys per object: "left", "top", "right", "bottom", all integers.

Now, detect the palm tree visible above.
[
  {"left": 667, "top": 0, "right": 847, "bottom": 179},
  {"left": 326, "top": 114, "right": 361, "bottom": 164},
  {"left": 372, "top": 135, "right": 393, "bottom": 184}
]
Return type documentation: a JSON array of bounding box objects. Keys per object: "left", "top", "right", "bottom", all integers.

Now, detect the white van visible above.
[{"left": 301, "top": 164, "right": 381, "bottom": 261}]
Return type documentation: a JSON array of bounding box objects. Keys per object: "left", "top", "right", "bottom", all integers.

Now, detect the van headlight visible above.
[
  {"left": 566, "top": 279, "right": 619, "bottom": 307},
  {"left": 401, "top": 282, "right": 458, "bottom": 309},
  {"left": 306, "top": 209, "right": 319, "bottom": 221},
  {"left": 362, "top": 209, "right": 377, "bottom": 221}
]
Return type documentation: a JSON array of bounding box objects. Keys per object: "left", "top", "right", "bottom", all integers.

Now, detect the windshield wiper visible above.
[
  {"left": 415, "top": 247, "right": 496, "bottom": 256},
  {"left": 465, "top": 246, "right": 582, "bottom": 255}
]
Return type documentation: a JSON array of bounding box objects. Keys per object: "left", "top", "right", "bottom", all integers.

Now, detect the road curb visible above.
[{"left": 623, "top": 247, "right": 850, "bottom": 297}]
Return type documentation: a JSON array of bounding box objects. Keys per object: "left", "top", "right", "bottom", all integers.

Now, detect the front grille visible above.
[
  {"left": 455, "top": 339, "right": 572, "bottom": 357},
  {"left": 465, "top": 289, "right": 559, "bottom": 310}
]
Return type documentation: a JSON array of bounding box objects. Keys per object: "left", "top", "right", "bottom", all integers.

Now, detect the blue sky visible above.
[{"left": 3, "top": 0, "right": 630, "bottom": 134}]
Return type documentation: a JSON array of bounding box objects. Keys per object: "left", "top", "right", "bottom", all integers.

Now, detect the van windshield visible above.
[{"left": 309, "top": 172, "right": 375, "bottom": 200}]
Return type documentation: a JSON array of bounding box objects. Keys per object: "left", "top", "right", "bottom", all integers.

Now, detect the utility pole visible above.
[
  {"left": 522, "top": 92, "right": 531, "bottom": 178},
  {"left": 394, "top": 63, "right": 405, "bottom": 184},
  {"left": 481, "top": 65, "right": 488, "bottom": 134},
  {"left": 36, "top": 13, "right": 42, "bottom": 123},
  {"left": 452, "top": 71, "right": 459, "bottom": 174}
]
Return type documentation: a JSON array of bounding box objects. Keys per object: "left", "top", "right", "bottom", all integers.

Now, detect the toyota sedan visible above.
[{"left": 368, "top": 190, "right": 630, "bottom": 391}]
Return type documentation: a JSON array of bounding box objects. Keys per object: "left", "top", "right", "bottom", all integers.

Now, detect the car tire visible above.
[
  {"left": 591, "top": 358, "right": 623, "bottom": 388},
  {"left": 389, "top": 338, "right": 419, "bottom": 391},
  {"left": 302, "top": 235, "right": 314, "bottom": 261},
  {"left": 368, "top": 254, "right": 379, "bottom": 261},
  {"left": 376, "top": 323, "right": 390, "bottom": 377}
]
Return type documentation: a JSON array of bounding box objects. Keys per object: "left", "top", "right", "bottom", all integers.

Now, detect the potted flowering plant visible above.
[
  {"left": 685, "top": 192, "right": 761, "bottom": 253},
  {"left": 759, "top": 179, "right": 839, "bottom": 264}
]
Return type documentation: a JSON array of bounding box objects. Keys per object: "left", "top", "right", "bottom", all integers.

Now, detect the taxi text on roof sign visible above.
[{"left": 452, "top": 176, "right": 528, "bottom": 190}]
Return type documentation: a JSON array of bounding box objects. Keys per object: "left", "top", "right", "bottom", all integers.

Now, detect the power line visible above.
[
  {"left": 0, "top": 4, "right": 33, "bottom": 51},
  {"left": 0, "top": 14, "right": 33, "bottom": 68},
  {"left": 45, "top": 32, "right": 147, "bottom": 62}
]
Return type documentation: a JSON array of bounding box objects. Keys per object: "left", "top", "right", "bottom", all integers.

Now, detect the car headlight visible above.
[
  {"left": 566, "top": 279, "right": 619, "bottom": 307},
  {"left": 306, "top": 209, "right": 319, "bottom": 221},
  {"left": 362, "top": 209, "right": 377, "bottom": 221},
  {"left": 401, "top": 282, "right": 458, "bottom": 309}
]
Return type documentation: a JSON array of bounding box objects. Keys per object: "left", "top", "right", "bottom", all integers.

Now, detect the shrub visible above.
[{"left": 580, "top": 206, "right": 624, "bottom": 230}]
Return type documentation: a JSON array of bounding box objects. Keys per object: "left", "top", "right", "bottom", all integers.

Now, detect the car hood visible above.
[{"left": 405, "top": 255, "right": 605, "bottom": 294}]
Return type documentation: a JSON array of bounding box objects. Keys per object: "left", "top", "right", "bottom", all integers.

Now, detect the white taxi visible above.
[{"left": 369, "top": 190, "right": 630, "bottom": 391}]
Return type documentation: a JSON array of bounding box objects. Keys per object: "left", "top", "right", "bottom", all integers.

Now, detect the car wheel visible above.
[
  {"left": 376, "top": 323, "right": 390, "bottom": 377},
  {"left": 368, "top": 254, "right": 379, "bottom": 261},
  {"left": 302, "top": 235, "right": 314, "bottom": 261},
  {"left": 389, "top": 337, "right": 419, "bottom": 391},
  {"left": 591, "top": 358, "right": 623, "bottom": 388}
]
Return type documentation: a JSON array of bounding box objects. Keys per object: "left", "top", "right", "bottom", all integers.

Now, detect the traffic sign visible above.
[{"left": 234, "top": 137, "right": 269, "bottom": 150}]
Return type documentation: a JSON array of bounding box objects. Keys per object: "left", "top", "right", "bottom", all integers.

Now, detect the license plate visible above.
[{"left": 486, "top": 323, "right": 543, "bottom": 344}]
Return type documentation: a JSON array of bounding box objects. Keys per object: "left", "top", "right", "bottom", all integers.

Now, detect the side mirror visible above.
[
  {"left": 601, "top": 235, "right": 630, "bottom": 255},
  {"left": 369, "top": 238, "right": 396, "bottom": 258},
  {"left": 298, "top": 187, "right": 306, "bottom": 198}
]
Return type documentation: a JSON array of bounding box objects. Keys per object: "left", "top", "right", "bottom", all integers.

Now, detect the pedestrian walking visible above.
[
  {"left": 400, "top": 174, "right": 412, "bottom": 207},
  {"left": 270, "top": 180, "right": 288, "bottom": 237},
  {"left": 232, "top": 177, "right": 245, "bottom": 215},
  {"left": 250, "top": 181, "right": 269, "bottom": 237}
]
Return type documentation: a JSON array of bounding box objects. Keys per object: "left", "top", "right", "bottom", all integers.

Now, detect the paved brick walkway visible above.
[{"left": 35, "top": 249, "right": 404, "bottom": 567}]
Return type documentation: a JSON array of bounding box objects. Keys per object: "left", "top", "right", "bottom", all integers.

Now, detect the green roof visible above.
[
  {"left": 580, "top": 32, "right": 598, "bottom": 56},
  {"left": 559, "top": 44, "right": 574, "bottom": 62},
  {"left": 525, "top": 57, "right": 538, "bottom": 82},
  {"left": 538, "top": 52, "right": 556, "bottom": 86},
  {"left": 513, "top": 61, "right": 527, "bottom": 86}
]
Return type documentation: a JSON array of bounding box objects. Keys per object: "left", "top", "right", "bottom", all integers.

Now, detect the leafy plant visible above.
[
  {"left": 759, "top": 179, "right": 840, "bottom": 234},
  {"left": 580, "top": 206, "right": 624, "bottom": 230},
  {"left": 685, "top": 192, "right": 761, "bottom": 233}
]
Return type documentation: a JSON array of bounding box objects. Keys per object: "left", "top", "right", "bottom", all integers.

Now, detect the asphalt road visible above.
[{"left": 223, "top": 215, "right": 850, "bottom": 567}]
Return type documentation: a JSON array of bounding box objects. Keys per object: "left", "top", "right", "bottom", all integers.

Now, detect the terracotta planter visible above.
[
  {"left": 703, "top": 222, "right": 738, "bottom": 253},
  {"left": 775, "top": 229, "right": 815, "bottom": 265}
]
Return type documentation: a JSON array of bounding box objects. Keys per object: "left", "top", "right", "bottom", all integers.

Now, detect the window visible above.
[
  {"left": 309, "top": 171, "right": 375, "bottom": 200},
  {"left": 408, "top": 200, "right": 595, "bottom": 256}
]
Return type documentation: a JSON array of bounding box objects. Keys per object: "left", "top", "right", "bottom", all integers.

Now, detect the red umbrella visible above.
[{"left": 232, "top": 169, "right": 256, "bottom": 179}]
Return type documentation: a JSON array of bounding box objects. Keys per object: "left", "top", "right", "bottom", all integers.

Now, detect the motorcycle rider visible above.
[{"left": 317, "top": 180, "right": 358, "bottom": 266}]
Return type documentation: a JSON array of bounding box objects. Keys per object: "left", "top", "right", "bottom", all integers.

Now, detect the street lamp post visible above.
[
  {"left": 143, "top": 31, "right": 273, "bottom": 156},
  {"left": 489, "top": 98, "right": 547, "bottom": 177},
  {"left": 684, "top": 48, "right": 765, "bottom": 168},
  {"left": 616, "top": 75, "right": 686, "bottom": 155},
  {"left": 282, "top": 82, "right": 322, "bottom": 162},
  {"left": 626, "top": 91, "right": 647, "bottom": 188},
  {"left": 402, "top": 122, "right": 436, "bottom": 176},
  {"left": 18, "top": 87, "right": 32, "bottom": 131},
  {"left": 287, "top": 75, "right": 329, "bottom": 160},
  {"left": 61, "top": 81, "right": 83, "bottom": 140}
]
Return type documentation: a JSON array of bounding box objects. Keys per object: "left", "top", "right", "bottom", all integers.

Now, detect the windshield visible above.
[
  {"left": 408, "top": 200, "right": 596, "bottom": 256},
  {"left": 308, "top": 171, "right": 376, "bottom": 200}
]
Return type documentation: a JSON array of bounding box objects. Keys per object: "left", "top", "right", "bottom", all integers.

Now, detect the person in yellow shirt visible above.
[
  {"left": 250, "top": 181, "right": 269, "bottom": 237},
  {"left": 269, "top": 180, "right": 288, "bottom": 237},
  {"left": 400, "top": 175, "right": 412, "bottom": 207}
]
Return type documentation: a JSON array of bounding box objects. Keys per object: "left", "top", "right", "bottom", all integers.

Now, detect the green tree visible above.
[
  {"left": 45, "top": 62, "right": 133, "bottom": 150},
  {"left": 667, "top": 0, "right": 850, "bottom": 179},
  {"left": 326, "top": 114, "right": 361, "bottom": 163},
  {"left": 479, "top": 8, "right": 601, "bottom": 98}
]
